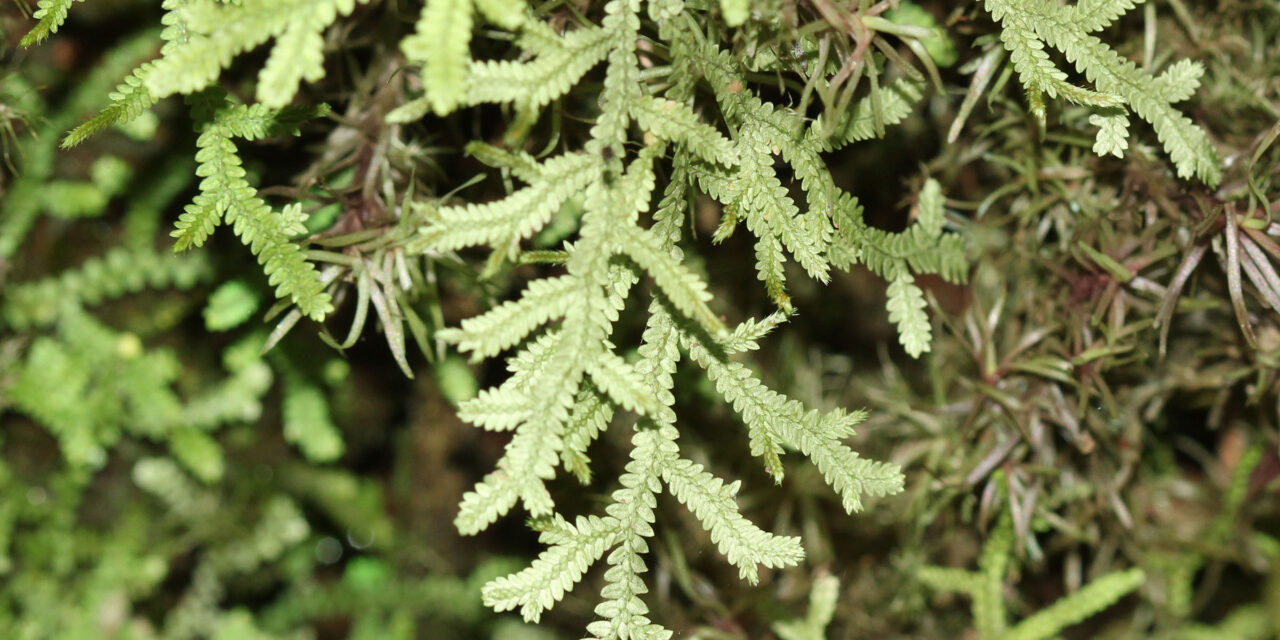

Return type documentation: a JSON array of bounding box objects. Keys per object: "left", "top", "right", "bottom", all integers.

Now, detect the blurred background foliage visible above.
[{"left": 1, "top": 0, "right": 1279, "bottom": 638}]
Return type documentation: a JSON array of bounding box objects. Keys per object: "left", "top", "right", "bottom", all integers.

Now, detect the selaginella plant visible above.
[{"left": 3, "top": 0, "right": 1251, "bottom": 637}]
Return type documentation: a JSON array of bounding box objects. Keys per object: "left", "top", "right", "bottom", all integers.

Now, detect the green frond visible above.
[
  {"left": 417, "top": 153, "right": 598, "bottom": 251},
  {"left": 3, "top": 248, "right": 211, "bottom": 330},
  {"left": 585, "top": 350, "right": 663, "bottom": 417},
  {"left": 618, "top": 228, "right": 726, "bottom": 336},
  {"left": 916, "top": 178, "right": 946, "bottom": 241},
  {"left": 63, "top": 61, "right": 158, "bottom": 148},
  {"left": 754, "top": 236, "right": 792, "bottom": 310},
  {"left": 454, "top": 469, "right": 523, "bottom": 536},
  {"left": 1066, "top": 0, "right": 1144, "bottom": 33},
  {"left": 401, "top": 0, "right": 474, "bottom": 116},
  {"left": 459, "top": 386, "right": 533, "bottom": 431},
  {"left": 1089, "top": 109, "right": 1131, "bottom": 157},
  {"left": 458, "top": 392, "right": 575, "bottom": 528},
  {"left": 282, "top": 376, "right": 345, "bottom": 463},
  {"left": 19, "top": 0, "right": 84, "bottom": 47},
  {"left": 686, "top": 338, "right": 901, "bottom": 509},
  {"left": 1154, "top": 59, "right": 1205, "bottom": 104},
  {"left": 984, "top": 0, "right": 1220, "bottom": 184},
  {"left": 174, "top": 100, "right": 333, "bottom": 320},
  {"left": 630, "top": 96, "right": 739, "bottom": 166},
  {"left": 559, "top": 385, "right": 614, "bottom": 484},
  {"left": 693, "top": 162, "right": 830, "bottom": 286},
  {"left": 810, "top": 79, "right": 923, "bottom": 152},
  {"left": 586, "top": 427, "right": 674, "bottom": 640},
  {"left": 440, "top": 275, "right": 577, "bottom": 360},
  {"left": 144, "top": 0, "right": 366, "bottom": 107},
  {"left": 1003, "top": 568, "right": 1145, "bottom": 640},
  {"left": 772, "top": 574, "right": 840, "bottom": 640},
  {"left": 464, "top": 24, "right": 613, "bottom": 111},
  {"left": 721, "top": 311, "right": 789, "bottom": 354},
  {"left": 662, "top": 457, "right": 805, "bottom": 584},
  {"left": 203, "top": 280, "right": 260, "bottom": 331},
  {"left": 886, "top": 273, "right": 932, "bottom": 358},
  {"left": 481, "top": 514, "right": 619, "bottom": 622}
]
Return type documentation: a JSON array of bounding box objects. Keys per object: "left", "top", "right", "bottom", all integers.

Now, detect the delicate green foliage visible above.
[
  {"left": 811, "top": 79, "right": 923, "bottom": 152},
  {"left": 687, "top": 337, "right": 903, "bottom": 509},
  {"left": 618, "top": 227, "right": 727, "bottom": 336},
  {"left": 18, "top": 0, "right": 84, "bottom": 47},
  {"left": 204, "top": 280, "right": 260, "bottom": 331},
  {"left": 144, "top": 0, "right": 368, "bottom": 109},
  {"left": 772, "top": 574, "right": 840, "bottom": 640},
  {"left": 629, "top": 96, "right": 740, "bottom": 166},
  {"left": 439, "top": 275, "right": 575, "bottom": 360},
  {"left": 983, "top": 0, "right": 1220, "bottom": 184},
  {"left": 886, "top": 273, "right": 932, "bottom": 358},
  {"left": 1002, "top": 568, "right": 1146, "bottom": 640},
  {"left": 466, "top": 23, "right": 613, "bottom": 110},
  {"left": 402, "top": 0, "right": 475, "bottom": 117},
  {"left": 3, "top": 248, "right": 211, "bottom": 330},
  {"left": 916, "top": 178, "right": 946, "bottom": 240},
  {"left": 920, "top": 511, "right": 1145, "bottom": 640},
  {"left": 483, "top": 514, "right": 619, "bottom": 621},
  {"left": 282, "top": 375, "right": 345, "bottom": 462},
  {"left": 1090, "top": 110, "right": 1130, "bottom": 157},
  {"left": 11, "top": 0, "right": 1262, "bottom": 637},
  {"left": 417, "top": 153, "right": 598, "bottom": 252},
  {"left": 63, "top": 61, "right": 158, "bottom": 148},
  {"left": 662, "top": 457, "right": 805, "bottom": 583},
  {"left": 4, "top": 310, "right": 272, "bottom": 479},
  {"left": 175, "top": 96, "right": 333, "bottom": 321},
  {"left": 418, "top": 2, "right": 934, "bottom": 633}
]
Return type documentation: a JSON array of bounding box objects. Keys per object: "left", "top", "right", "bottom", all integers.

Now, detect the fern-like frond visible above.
[
  {"left": 282, "top": 376, "right": 344, "bottom": 463},
  {"left": 559, "top": 384, "right": 615, "bottom": 484},
  {"left": 19, "top": 0, "right": 84, "bottom": 47},
  {"left": 662, "top": 458, "right": 804, "bottom": 583},
  {"left": 63, "top": 61, "right": 157, "bottom": 148},
  {"left": 144, "top": 0, "right": 367, "bottom": 108},
  {"left": 984, "top": 0, "right": 1220, "bottom": 184},
  {"left": 619, "top": 227, "right": 726, "bottom": 336},
  {"left": 1153, "top": 59, "right": 1204, "bottom": 104},
  {"left": 586, "top": 350, "right": 663, "bottom": 417},
  {"left": 1003, "top": 568, "right": 1145, "bottom": 640},
  {"left": 3, "top": 248, "right": 211, "bottom": 330},
  {"left": 401, "top": 0, "right": 474, "bottom": 116},
  {"left": 174, "top": 98, "right": 333, "bottom": 321},
  {"left": 481, "top": 514, "right": 619, "bottom": 622},
  {"left": 417, "top": 153, "right": 598, "bottom": 252},
  {"left": 465, "top": 24, "right": 613, "bottom": 111},
  {"left": 416, "top": 3, "right": 923, "bottom": 636},
  {"left": 886, "top": 273, "right": 932, "bottom": 358},
  {"left": 439, "top": 275, "right": 577, "bottom": 360},
  {"left": 685, "top": 337, "right": 902, "bottom": 510},
  {"left": 630, "top": 96, "right": 739, "bottom": 166},
  {"left": 1066, "top": 0, "right": 1143, "bottom": 33}
]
